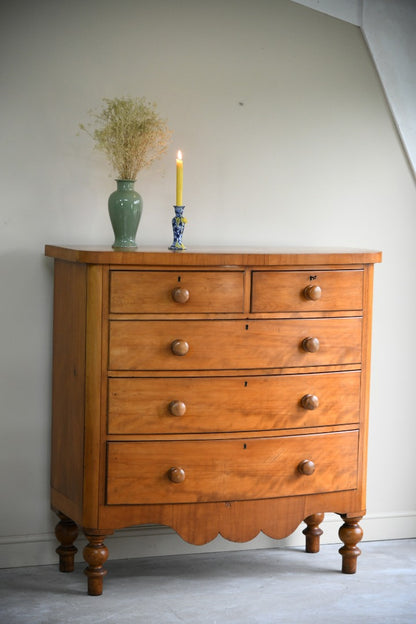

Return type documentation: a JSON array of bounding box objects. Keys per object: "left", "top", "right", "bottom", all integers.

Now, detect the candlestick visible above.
[
  {"left": 176, "top": 150, "right": 183, "bottom": 206},
  {"left": 169, "top": 205, "right": 187, "bottom": 250}
]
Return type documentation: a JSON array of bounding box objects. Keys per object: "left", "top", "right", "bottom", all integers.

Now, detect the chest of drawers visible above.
[{"left": 45, "top": 245, "right": 381, "bottom": 595}]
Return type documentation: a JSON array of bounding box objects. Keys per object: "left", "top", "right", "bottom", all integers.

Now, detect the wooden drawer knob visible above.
[
  {"left": 301, "top": 394, "right": 320, "bottom": 410},
  {"left": 298, "top": 459, "right": 316, "bottom": 476},
  {"left": 168, "top": 467, "right": 186, "bottom": 483},
  {"left": 171, "top": 287, "right": 190, "bottom": 304},
  {"left": 303, "top": 285, "right": 322, "bottom": 301},
  {"left": 302, "top": 337, "right": 320, "bottom": 353},
  {"left": 168, "top": 400, "right": 187, "bottom": 417},
  {"left": 171, "top": 339, "right": 189, "bottom": 356}
]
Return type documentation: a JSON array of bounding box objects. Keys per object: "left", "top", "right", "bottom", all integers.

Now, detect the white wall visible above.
[
  {"left": 292, "top": 0, "right": 362, "bottom": 25},
  {"left": 293, "top": 0, "right": 416, "bottom": 176},
  {"left": 362, "top": 0, "right": 416, "bottom": 175},
  {"left": 1, "top": 0, "right": 415, "bottom": 568}
]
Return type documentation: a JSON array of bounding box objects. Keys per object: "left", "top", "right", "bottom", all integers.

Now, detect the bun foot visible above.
[
  {"left": 55, "top": 512, "right": 78, "bottom": 573},
  {"left": 303, "top": 513, "right": 324, "bottom": 553},
  {"left": 338, "top": 515, "right": 363, "bottom": 574},
  {"left": 83, "top": 533, "right": 110, "bottom": 596}
]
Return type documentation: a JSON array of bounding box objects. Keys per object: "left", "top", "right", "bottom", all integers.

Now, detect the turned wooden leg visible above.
[
  {"left": 338, "top": 515, "right": 363, "bottom": 574},
  {"left": 55, "top": 512, "right": 78, "bottom": 573},
  {"left": 83, "top": 532, "right": 110, "bottom": 596},
  {"left": 303, "top": 513, "right": 324, "bottom": 553}
]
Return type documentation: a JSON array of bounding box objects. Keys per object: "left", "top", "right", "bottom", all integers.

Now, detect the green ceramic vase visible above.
[{"left": 108, "top": 179, "right": 143, "bottom": 248}]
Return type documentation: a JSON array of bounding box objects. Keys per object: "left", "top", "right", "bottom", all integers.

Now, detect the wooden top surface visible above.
[{"left": 44, "top": 245, "right": 382, "bottom": 266}]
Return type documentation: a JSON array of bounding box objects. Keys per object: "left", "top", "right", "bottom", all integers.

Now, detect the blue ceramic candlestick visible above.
[{"left": 169, "top": 205, "right": 187, "bottom": 250}]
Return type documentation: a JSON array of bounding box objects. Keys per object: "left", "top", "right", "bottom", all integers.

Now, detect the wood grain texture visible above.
[
  {"left": 50, "top": 260, "right": 86, "bottom": 509},
  {"left": 106, "top": 431, "right": 359, "bottom": 505},
  {"left": 110, "top": 270, "right": 245, "bottom": 313},
  {"left": 97, "top": 490, "right": 365, "bottom": 542},
  {"left": 355, "top": 264, "right": 375, "bottom": 510},
  {"left": 45, "top": 245, "right": 382, "bottom": 267},
  {"left": 45, "top": 246, "right": 380, "bottom": 591},
  {"left": 82, "top": 265, "right": 105, "bottom": 528},
  {"left": 251, "top": 269, "right": 363, "bottom": 312},
  {"left": 108, "top": 317, "right": 362, "bottom": 371},
  {"left": 107, "top": 371, "right": 361, "bottom": 434}
]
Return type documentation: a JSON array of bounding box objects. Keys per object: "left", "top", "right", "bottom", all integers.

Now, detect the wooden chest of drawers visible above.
[{"left": 45, "top": 246, "right": 381, "bottom": 595}]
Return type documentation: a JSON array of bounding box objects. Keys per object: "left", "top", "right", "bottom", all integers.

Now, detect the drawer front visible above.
[
  {"left": 251, "top": 270, "right": 363, "bottom": 313},
  {"left": 110, "top": 270, "right": 245, "bottom": 313},
  {"left": 106, "top": 431, "right": 359, "bottom": 504},
  {"left": 108, "top": 318, "right": 362, "bottom": 371},
  {"left": 108, "top": 371, "right": 361, "bottom": 434}
]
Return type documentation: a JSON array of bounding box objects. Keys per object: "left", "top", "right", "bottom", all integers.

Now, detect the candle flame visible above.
[{"left": 177, "top": 150, "right": 183, "bottom": 161}]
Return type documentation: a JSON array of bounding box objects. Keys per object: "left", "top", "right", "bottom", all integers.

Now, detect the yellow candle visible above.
[{"left": 176, "top": 150, "right": 183, "bottom": 206}]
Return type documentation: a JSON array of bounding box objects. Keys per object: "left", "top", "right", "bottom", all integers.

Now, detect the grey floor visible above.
[{"left": 0, "top": 539, "right": 415, "bottom": 624}]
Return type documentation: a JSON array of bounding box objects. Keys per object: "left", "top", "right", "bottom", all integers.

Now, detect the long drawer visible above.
[
  {"left": 108, "top": 371, "right": 361, "bottom": 434},
  {"left": 106, "top": 431, "right": 359, "bottom": 505},
  {"left": 108, "top": 318, "right": 362, "bottom": 371},
  {"left": 251, "top": 270, "right": 363, "bottom": 312},
  {"left": 110, "top": 270, "right": 245, "bottom": 313}
]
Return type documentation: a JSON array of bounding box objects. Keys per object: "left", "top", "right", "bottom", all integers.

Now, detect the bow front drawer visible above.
[
  {"left": 106, "top": 431, "right": 359, "bottom": 505},
  {"left": 110, "top": 270, "right": 245, "bottom": 313},
  {"left": 251, "top": 270, "right": 363, "bottom": 312},
  {"left": 108, "top": 371, "right": 361, "bottom": 434},
  {"left": 108, "top": 318, "right": 362, "bottom": 370}
]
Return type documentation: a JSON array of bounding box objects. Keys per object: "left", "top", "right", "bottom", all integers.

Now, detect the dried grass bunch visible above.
[{"left": 80, "top": 97, "right": 172, "bottom": 180}]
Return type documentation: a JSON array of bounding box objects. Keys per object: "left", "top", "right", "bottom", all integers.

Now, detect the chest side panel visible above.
[{"left": 51, "top": 260, "right": 87, "bottom": 510}]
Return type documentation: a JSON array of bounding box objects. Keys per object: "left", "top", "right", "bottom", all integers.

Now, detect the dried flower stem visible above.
[{"left": 80, "top": 97, "right": 172, "bottom": 180}]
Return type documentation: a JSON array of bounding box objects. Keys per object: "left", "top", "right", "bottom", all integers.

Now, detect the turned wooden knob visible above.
[
  {"left": 298, "top": 459, "right": 316, "bottom": 475},
  {"left": 302, "top": 337, "right": 320, "bottom": 353},
  {"left": 301, "top": 394, "right": 320, "bottom": 410},
  {"left": 168, "top": 467, "right": 185, "bottom": 483},
  {"left": 303, "top": 285, "right": 322, "bottom": 301},
  {"left": 171, "top": 287, "right": 190, "bottom": 304},
  {"left": 171, "top": 339, "right": 189, "bottom": 356},
  {"left": 168, "top": 400, "right": 187, "bottom": 417}
]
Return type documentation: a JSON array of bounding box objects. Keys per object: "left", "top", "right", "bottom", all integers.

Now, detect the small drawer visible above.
[
  {"left": 251, "top": 270, "right": 363, "bottom": 313},
  {"left": 110, "top": 270, "right": 245, "bottom": 314},
  {"left": 108, "top": 371, "right": 361, "bottom": 434},
  {"left": 108, "top": 318, "right": 362, "bottom": 371},
  {"left": 106, "top": 431, "right": 359, "bottom": 504}
]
